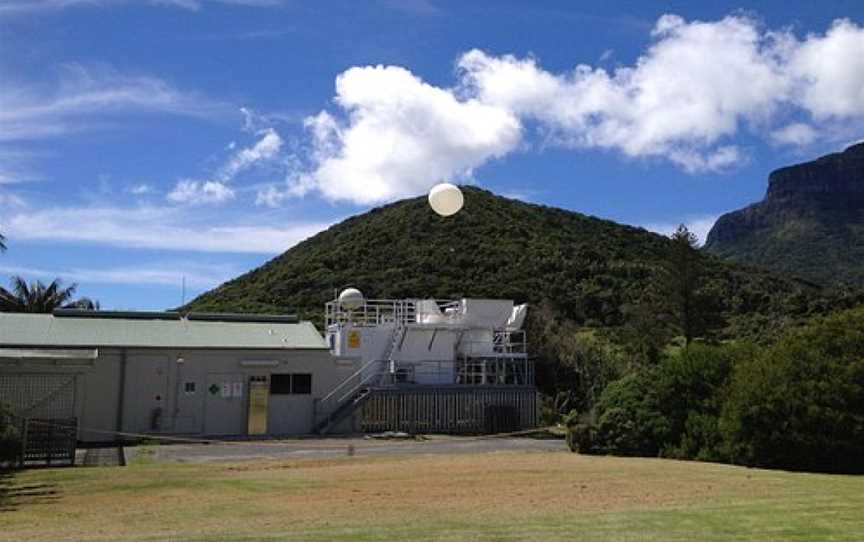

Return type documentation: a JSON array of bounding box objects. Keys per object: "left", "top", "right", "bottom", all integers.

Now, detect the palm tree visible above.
[
  {"left": 0, "top": 233, "right": 6, "bottom": 252},
  {"left": 0, "top": 277, "right": 99, "bottom": 313}
]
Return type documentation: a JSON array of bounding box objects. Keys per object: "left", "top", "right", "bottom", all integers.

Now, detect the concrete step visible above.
[{"left": 82, "top": 447, "right": 125, "bottom": 467}]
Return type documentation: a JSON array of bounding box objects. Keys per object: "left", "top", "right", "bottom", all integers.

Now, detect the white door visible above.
[{"left": 203, "top": 373, "right": 245, "bottom": 435}]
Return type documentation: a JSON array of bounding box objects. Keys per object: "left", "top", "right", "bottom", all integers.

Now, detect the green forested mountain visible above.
[
  {"left": 706, "top": 142, "right": 864, "bottom": 287},
  {"left": 186, "top": 187, "right": 843, "bottom": 339}
]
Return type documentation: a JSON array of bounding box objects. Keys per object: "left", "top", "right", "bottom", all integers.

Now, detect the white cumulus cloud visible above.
[
  {"left": 788, "top": 19, "right": 864, "bottom": 119},
  {"left": 293, "top": 14, "right": 864, "bottom": 204},
  {"left": 297, "top": 65, "right": 521, "bottom": 204}
]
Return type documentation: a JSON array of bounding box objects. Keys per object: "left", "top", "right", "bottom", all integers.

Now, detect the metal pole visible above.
[
  {"left": 116, "top": 349, "right": 128, "bottom": 441},
  {"left": 19, "top": 417, "right": 28, "bottom": 469}
]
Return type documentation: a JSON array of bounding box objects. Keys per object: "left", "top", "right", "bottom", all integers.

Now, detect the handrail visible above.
[
  {"left": 325, "top": 298, "right": 426, "bottom": 328},
  {"left": 336, "top": 363, "right": 385, "bottom": 403},
  {"left": 319, "top": 357, "right": 382, "bottom": 405}
]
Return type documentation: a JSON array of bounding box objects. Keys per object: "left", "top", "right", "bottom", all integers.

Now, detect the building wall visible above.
[
  {"left": 332, "top": 324, "right": 461, "bottom": 385},
  {"left": 1, "top": 347, "right": 354, "bottom": 442}
]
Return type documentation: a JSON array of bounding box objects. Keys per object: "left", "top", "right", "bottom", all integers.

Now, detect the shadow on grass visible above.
[{"left": 0, "top": 470, "right": 61, "bottom": 512}]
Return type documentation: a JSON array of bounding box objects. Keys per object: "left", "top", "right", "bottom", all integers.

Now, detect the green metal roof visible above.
[{"left": 0, "top": 313, "right": 327, "bottom": 350}]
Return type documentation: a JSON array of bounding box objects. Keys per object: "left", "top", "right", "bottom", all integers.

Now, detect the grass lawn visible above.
[{"left": 1, "top": 449, "right": 862, "bottom": 541}]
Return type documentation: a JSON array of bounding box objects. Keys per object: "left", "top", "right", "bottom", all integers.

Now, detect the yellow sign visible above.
[{"left": 347, "top": 330, "right": 361, "bottom": 349}]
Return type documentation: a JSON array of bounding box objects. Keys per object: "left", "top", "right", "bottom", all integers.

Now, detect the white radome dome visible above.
[
  {"left": 338, "top": 288, "right": 365, "bottom": 310},
  {"left": 428, "top": 183, "right": 464, "bottom": 217}
]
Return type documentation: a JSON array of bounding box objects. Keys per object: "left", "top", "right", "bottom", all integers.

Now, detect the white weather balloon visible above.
[
  {"left": 428, "top": 183, "right": 464, "bottom": 217},
  {"left": 338, "top": 288, "right": 365, "bottom": 310}
]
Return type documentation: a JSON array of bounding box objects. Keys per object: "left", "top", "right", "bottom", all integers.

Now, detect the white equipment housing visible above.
[{"left": 325, "top": 298, "right": 531, "bottom": 387}]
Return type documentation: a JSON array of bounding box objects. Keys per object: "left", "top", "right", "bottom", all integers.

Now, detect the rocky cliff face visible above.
[{"left": 705, "top": 142, "right": 864, "bottom": 287}]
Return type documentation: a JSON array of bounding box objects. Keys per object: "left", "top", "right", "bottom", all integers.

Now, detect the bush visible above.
[
  {"left": 566, "top": 423, "right": 596, "bottom": 453},
  {"left": 563, "top": 410, "right": 596, "bottom": 453},
  {"left": 656, "top": 343, "right": 752, "bottom": 461},
  {"left": 593, "top": 370, "right": 669, "bottom": 456},
  {"left": 721, "top": 308, "right": 864, "bottom": 473}
]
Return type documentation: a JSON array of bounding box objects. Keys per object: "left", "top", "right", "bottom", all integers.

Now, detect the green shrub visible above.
[
  {"left": 721, "top": 308, "right": 864, "bottom": 473},
  {"left": 593, "top": 370, "right": 669, "bottom": 456},
  {"left": 566, "top": 423, "right": 596, "bottom": 453},
  {"left": 656, "top": 343, "right": 751, "bottom": 460}
]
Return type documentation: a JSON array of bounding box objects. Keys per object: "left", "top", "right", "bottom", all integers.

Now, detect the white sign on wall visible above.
[{"left": 221, "top": 382, "right": 231, "bottom": 398}]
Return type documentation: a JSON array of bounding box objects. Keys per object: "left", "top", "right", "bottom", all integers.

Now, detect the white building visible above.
[
  {"left": 315, "top": 296, "right": 536, "bottom": 434},
  {"left": 0, "top": 295, "right": 538, "bottom": 456}
]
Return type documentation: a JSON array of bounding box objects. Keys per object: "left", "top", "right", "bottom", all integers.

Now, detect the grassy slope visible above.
[
  {"left": 185, "top": 187, "right": 831, "bottom": 340},
  {"left": 2, "top": 451, "right": 863, "bottom": 541}
]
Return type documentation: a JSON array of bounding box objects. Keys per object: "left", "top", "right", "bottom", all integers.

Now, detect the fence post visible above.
[{"left": 19, "top": 417, "right": 28, "bottom": 469}]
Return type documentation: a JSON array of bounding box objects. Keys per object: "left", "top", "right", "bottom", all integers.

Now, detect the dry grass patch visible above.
[{"left": 1, "top": 450, "right": 862, "bottom": 541}]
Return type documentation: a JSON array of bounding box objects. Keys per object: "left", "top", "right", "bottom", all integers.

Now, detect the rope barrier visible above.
[{"left": 18, "top": 416, "right": 560, "bottom": 452}]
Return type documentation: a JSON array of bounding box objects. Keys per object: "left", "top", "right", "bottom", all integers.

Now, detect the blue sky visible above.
[{"left": 2, "top": 0, "right": 864, "bottom": 310}]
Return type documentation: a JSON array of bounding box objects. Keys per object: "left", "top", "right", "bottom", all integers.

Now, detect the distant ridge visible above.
[{"left": 706, "top": 142, "right": 864, "bottom": 287}]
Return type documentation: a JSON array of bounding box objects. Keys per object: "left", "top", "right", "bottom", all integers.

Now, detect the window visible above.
[
  {"left": 269, "top": 373, "right": 312, "bottom": 395},
  {"left": 292, "top": 373, "right": 312, "bottom": 395},
  {"left": 184, "top": 382, "right": 196, "bottom": 394},
  {"left": 270, "top": 374, "right": 292, "bottom": 394}
]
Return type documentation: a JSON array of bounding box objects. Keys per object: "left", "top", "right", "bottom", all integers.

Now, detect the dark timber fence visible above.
[{"left": 360, "top": 386, "right": 538, "bottom": 434}]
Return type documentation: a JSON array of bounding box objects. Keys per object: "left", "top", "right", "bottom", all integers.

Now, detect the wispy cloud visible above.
[
  {"left": 0, "top": 0, "right": 284, "bottom": 16},
  {"left": 0, "top": 192, "right": 27, "bottom": 208},
  {"left": 3, "top": 205, "right": 333, "bottom": 253},
  {"left": 0, "top": 64, "right": 231, "bottom": 142},
  {"left": 376, "top": 0, "right": 442, "bottom": 16},
  {"left": 220, "top": 128, "right": 283, "bottom": 179},
  {"left": 254, "top": 185, "right": 287, "bottom": 208},
  {"left": 0, "top": 261, "right": 237, "bottom": 289},
  {"left": 164, "top": 126, "right": 284, "bottom": 205},
  {"left": 128, "top": 183, "right": 154, "bottom": 195},
  {"left": 167, "top": 179, "right": 235, "bottom": 205}
]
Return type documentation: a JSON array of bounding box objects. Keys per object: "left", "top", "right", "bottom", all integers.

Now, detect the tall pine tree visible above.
[{"left": 661, "top": 225, "right": 721, "bottom": 346}]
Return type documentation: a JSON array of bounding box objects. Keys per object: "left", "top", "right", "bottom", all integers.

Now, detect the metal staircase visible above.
[{"left": 313, "top": 322, "right": 407, "bottom": 435}]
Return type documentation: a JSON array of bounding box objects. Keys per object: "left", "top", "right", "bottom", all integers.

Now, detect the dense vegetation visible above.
[
  {"left": 567, "top": 305, "right": 864, "bottom": 473},
  {"left": 187, "top": 187, "right": 848, "bottom": 339}
]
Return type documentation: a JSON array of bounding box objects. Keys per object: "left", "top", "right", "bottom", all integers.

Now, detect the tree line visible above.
[{"left": 544, "top": 225, "right": 864, "bottom": 473}]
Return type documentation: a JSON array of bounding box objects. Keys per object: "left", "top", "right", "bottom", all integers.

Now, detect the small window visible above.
[
  {"left": 292, "top": 374, "right": 312, "bottom": 395},
  {"left": 184, "top": 382, "right": 196, "bottom": 394},
  {"left": 270, "top": 374, "right": 292, "bottom": 395}
]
